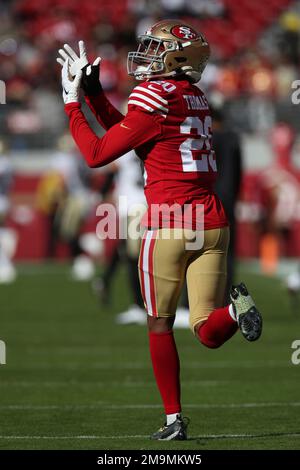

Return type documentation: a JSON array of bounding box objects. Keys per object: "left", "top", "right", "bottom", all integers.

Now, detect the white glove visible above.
[
  {"left": 57, "top": 41, "right": 102, "bottom": 95},
  {"left": 57, "top": 40, "right": 88, "bottom": 77},
  {"left": 61, "top": 59, "right": 82, "bottom": 104}
]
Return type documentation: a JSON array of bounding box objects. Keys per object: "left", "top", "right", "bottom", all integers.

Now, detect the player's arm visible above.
[
  {"left": 70, "top": 81, "right": 170, "bottom": 167},
  {"left": 65, "top": 102, "right": 161, "bottom": 168},
  {"left": 60, "top": 61, "right": 164, "bottom": 168},
  {"left": 84, "top": 90, "right": 124, "bottom": 131}
]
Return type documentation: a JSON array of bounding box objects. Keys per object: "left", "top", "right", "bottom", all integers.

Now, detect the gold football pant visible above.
[{"left": 138, "top": 227, "right": 229, "bottom": 332}]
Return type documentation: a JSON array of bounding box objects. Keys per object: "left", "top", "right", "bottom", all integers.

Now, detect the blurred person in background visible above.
[
  {"left": 0, "top": 138, "right": 16, "bottom": 283},
  {"left": 93, "top": 150, "right": 147, "bottom": 323},
  {"left": 212, "top": 106, "right": 242, "bottom": 301},
  {"left": 36, "top": 133, "right": 95, "bottom": 277},
  {"left": 259, "top": 122, "right": 300, "bottom": 274},
  {"left": 36, "top": 159, "right": 66, "bottom": 259}
]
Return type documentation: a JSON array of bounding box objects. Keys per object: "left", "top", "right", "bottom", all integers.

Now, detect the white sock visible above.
[
  {"left": 167, "top": 413, "right": 180, "bottom": 426},
  {"left": 228, "top": 303, "right": 237, "bottom": 321}
]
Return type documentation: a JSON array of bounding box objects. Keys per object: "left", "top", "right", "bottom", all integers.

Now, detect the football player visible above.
[{"left": 57, "top": 20, "right": 263, "bottom": 440}]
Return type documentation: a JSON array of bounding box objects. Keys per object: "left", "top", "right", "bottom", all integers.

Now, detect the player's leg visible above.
[
  {"left": 188, "top": 227, "right": 262, "bottom": 346},
  {"left": 139, "top": 228, "right": 188, "bottom": 440},
  {"left": 92, "top": 240, "right": 121, "bottom": 305},
  {"left": 187, "top": 227, "right": 238, "bottom": 348},
  {"left": 229, "top": 282, "right": 263, "bottom": 342}
]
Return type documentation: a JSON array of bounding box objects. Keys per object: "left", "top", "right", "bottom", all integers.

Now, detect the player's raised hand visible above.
[
  {"left": 57, "top": 41, "right": 102, "bottom": 96},
  {"left": 61, "top": 59, "right": 82, "bottom": 104},
  {"left": 57, "top": 40, "right": 88, "bottom": 77},
  {"left": 81, "top": 57, "right": 102, "bottom": 96}
]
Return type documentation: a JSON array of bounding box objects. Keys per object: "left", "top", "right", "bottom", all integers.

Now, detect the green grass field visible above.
[{"left": 0, "top": 262, "right": 299, "bottom": 450}]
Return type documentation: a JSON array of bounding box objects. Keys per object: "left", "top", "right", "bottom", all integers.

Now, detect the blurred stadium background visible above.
[{"left": 1, "top": 0, "right": 300, "bottom": 450}]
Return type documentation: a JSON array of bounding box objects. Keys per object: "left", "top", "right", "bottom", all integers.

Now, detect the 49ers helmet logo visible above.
[{"left": 171, "top": 25, "right": 198, "bottom": 40}]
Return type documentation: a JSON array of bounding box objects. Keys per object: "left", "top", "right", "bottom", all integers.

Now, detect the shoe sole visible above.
[
  {"left": 152, "top": 433, "right": 187, "bottom": 441},
  {"left": 151, "top": 428, "right": 187, "bottom": 441},
  {"left": 238, "top": 307, "right": 263, "bottom": 342}
]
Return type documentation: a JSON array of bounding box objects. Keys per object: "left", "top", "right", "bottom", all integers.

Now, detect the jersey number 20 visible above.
[{"left": 180, "top": 116, "right": 217, "bottom": 173}]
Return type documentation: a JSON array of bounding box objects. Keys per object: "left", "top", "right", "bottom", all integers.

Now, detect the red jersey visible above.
[{"left": 65, "top": 78, "right": 228, "bottom": 230}]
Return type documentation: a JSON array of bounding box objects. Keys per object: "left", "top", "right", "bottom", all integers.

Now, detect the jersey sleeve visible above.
[
  {"left": 128, "top": 82, "right": 169, "bottom": 118},
  {"left": 64, "top": 102, "right": 162, "bottom": 168},
  {"left": 84, "top": 92, "right": 124, "bottom": 130}
]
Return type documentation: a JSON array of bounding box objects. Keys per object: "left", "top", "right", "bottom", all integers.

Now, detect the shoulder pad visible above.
[{"left": 128, "top": 81, "right": 168, "bottom": 117}]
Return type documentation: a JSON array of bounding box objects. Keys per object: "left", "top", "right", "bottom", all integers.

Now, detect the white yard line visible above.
[
  {"left": 0, "top": 380, "right": 223, "bottom": 388},
  {"left": 0, "top": 432, "right": 300, "bottom": 440},
  {"left": 0, "top": 402, "right": 299, "bottom": 410},
  {"left": 15, "top": 359, "right": 290, "bottom": 370}
]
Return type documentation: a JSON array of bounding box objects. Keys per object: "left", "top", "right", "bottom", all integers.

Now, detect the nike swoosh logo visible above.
[{"left": 120, "top": 123, "right": 131, "bottom": 130}]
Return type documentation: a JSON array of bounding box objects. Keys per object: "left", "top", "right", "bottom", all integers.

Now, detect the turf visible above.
[{"left": 0, "top": 262, "right": 299, "bottom": 450}]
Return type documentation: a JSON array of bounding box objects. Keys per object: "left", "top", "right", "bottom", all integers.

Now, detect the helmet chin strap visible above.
[
  {"left": 135, "top": 61, "right": 201, "bottom": 83},
  {"left": 145, "top": 68, "right": 201, "bottom": 83},
  {"left": 180, "top": 66, "right": 202, "bottom": 83}
]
